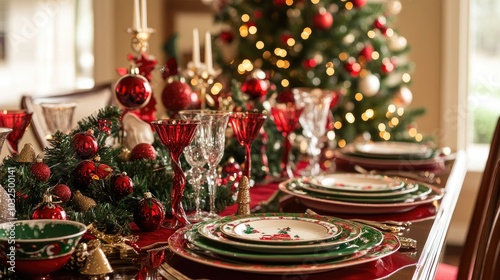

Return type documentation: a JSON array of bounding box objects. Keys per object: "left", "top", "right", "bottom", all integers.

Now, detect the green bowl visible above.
[{"left": 0, "top": 219, "right": 87, "bottom": 278}]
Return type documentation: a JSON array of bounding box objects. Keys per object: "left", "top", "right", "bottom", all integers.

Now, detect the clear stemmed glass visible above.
[
  {"left": 269, "top": 98, "right": 304, "bottom": 180},
  {"left": 40, "top": 102, "right": 78, "bottom": 136},
  {"left": 292, "top": 88, "right": 336, "bottom": 177},
  {"left": 180, "top": 110, "right": 232, "bottom": 219},
  {"left": 229, "top": 112, "right": 267, "bottom": 182},
  {"left": 0, "top": 128, "right": 12, "bottom": 154},
  {"left": 0, "top": 110, "right": 33, "bottom": 155},
  {"left": 178, "top": 111, "right": 209, "bottom": 222},
  {"left": 151, "top": 119, "right": 200, "bottom": 229}
]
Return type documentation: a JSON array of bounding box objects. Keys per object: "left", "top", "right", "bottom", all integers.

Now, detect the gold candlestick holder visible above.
[
  {"left": 184, "top": 66, "right": 220, "bottom": 109},
  {"left": 127, "top": 28, "right": 155, "bottom": 54}
]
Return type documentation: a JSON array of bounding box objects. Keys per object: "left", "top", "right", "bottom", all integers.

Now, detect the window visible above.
[{"left": 0, "top": 0, "right": 93, "bottom": 108}]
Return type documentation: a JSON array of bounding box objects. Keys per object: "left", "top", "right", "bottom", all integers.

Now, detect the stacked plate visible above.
[
  {"left": 279, "top": 173, "right": 444, "bottom": 214},
  {"left": 334, "top": 141, "right": 445, "bottom": 171},
  {"left": 168, "top": 213, "right": 401, "bottom": 275}
]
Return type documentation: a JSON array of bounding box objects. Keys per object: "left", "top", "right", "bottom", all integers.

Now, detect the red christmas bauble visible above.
[
  {"left": 219, "top": 30, "right": 235, "bottom": 44},
  {"left": 130, "top": 143, "right": 157, "bottom": 161},
  {"left": 30, "top": 162, "right": 51, "bottom": 182},
  {"left": 303, "top": 58, "right": 317, "bottom": 69},
  {"left": 241, "top": 78, "right": 269, "bottom": 100},
  {"left": 276, "top": 89, "right": 295, "bottom": 104},
  {"left": 344, "top": 60, "right": 361, "bottom": 77},
  {"left": 96, "top": 163, "right": 113, "bottom": 180},
  {"left": 161, "top": 80, "right": 197, "bottom": 114},
  {"left": 112, "top": 173, "right": 134, "bottom": 198},
  {"left": 32, "top": 195, "right": 66, "bottom": 220},
  {"left": 51, "top": 183, "right": 72, "bottom": 203},
  {"left": 72, "top": 131, "right": 98, "bottom": 159},
  {"left": 280, "top": 33, "right": 293, "bottom": 45},
  {"left": 359, "top": 45, "right": 374, "bottom": 62},
  {"left": 381, "top": 59, "right": 395, "bottom": 73},
  {"left": 114, "top": 72, "right": 152, "bottom": 110},
  {"left": 313, "top": 10, "right": 333, "bottom": 30},
  {"left": 134, "top": 192, "right": 165, "bottom": 232},
  {"left": 351, "top": 0, "right": 367, "bottom": 8},
  {"left": 373, "top": 16, "right": 387, "bottom": 29},
  {"left": 73, "top": 160, "right": 97, "bottom": 188}
]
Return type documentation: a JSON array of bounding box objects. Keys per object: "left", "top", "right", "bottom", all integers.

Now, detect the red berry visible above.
[
  {"left": 130, "top": 143, "right": 157, "bottom": 161},
  {"left": 52, "top": 183, "right": 72, "bottom": 203},
  {"left": 30, "top": 162, "right": 51, "bottom": 182}
]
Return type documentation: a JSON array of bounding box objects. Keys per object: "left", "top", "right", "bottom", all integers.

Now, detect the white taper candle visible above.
[
  {"left": 133, "top": 0, "right": 140, "bottom": 31},
  {"left": 205, "top": 32, "right": 213, "bottom": 74},
  {"left": 141, "top": 0, "right": 147, "bottom": 30},
  {"left": 193, "top": 28, "right": 201, "bottom": 68}
]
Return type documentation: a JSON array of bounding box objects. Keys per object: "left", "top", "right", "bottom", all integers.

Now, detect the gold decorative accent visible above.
[
  {"left": 73, "top": 190, "right": 97, "bottom": 212},
  {"left": 128, "top": 28, "right": 155, "bottom": 54},
  {"left": 236, "top": 176, "right": 251, "bottom": 215},
  {"left": 16, "top": 143, "right": 36, "bottom": 163},
  {"left": 80, "top": 239, "right": 113, "bottom": 277}
]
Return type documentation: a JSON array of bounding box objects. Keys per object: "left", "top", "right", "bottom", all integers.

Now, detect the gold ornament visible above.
[
  {"left": 119, "top": 148, "right": 131, "bottom": 161},
  {"left": 86, "top": 223, "right": 139, "bottom": 256},
  {"left": 73, "top": 190, "right": 97, "bottom": 212},
  {"left": 16, "top": 143, "right": 36, "bottom": 163},
  {"left": 64, "top": 242, "right": 89, "bottom": 271},
  {"left": 80, "top": 240, "right": 113, "bottom": 277},
  {"left": 236, "top": 176, "right": 251, "bottom": 215}
]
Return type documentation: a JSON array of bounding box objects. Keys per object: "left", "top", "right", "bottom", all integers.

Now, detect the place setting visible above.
[
  {"left": 279, "top": 172, "right": 444, "bottom": 214},
  {"left": 166, "top": 212, "right": 401, "bottom": 275}
]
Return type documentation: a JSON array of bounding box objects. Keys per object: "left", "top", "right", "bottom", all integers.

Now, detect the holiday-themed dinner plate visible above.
[
  {"left": 168, "top": 227, "right": 400, "bottom": 275},
  {"left": 219, "top": 214, "right": 342, "bottom": 244},
  {"left": 196, "top": 216, "right": 362, "bottom": 254},
  {"left": 279, "top": 179, "right": 444, "bottom": 214},
  {"left": 187, "top": 223, "right": 383, "bottom": 263},
  {"left": 353, "top": 141, "right": 432, "bottom": 159},
  {"left": 299, "top": 180, "right": 419, "bottom": 198},
  {"left": 306, "top": 173, "right": 405, "bottom": 192}
]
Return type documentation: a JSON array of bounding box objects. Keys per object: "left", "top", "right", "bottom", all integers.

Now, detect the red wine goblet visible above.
[
  {"left": 0, "top": 110, "right": 33, "bottom": 155},
  {"left": 151, "top": 119, "right": 200, "bottom": 229},
  {"left": 229, "top": 112, "right": 267, "bottom": 182}
]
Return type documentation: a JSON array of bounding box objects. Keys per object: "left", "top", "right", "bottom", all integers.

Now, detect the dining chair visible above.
[
  {"left": 20, "top": 82, "right": 115, "bottom": 150},
  {"left": 436, "top": 117, "right": 500, "bottom": 280}
]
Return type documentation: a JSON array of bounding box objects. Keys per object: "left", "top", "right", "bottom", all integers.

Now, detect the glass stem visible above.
[
  {"left": 244, "top": 144, "right": 252, "bottom": 179},
  {"left": 207, "top": 167, "right": 217, "bottom": 216},
  {"left": 308, "top": 136, "right": 321, "bottom": 176},
  {"left": 281, "top": 133, "right": 293, "bottom": 178}
]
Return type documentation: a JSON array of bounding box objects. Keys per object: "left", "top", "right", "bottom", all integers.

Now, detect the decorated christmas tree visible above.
[{"left": 213, "top": 0, "right": 425, "bottom": 147}]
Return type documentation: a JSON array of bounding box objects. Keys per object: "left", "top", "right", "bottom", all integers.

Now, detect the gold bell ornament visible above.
[{"left": 80, "top": 239, "right": 113, "bottom": 279}]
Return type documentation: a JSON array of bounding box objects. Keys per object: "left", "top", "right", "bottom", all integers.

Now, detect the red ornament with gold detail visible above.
[
  {"left": 241, "top": 77, "right": 269, "bottom": 100},
  {"left": 313, "top": 9, "right": 333, "bottom": 30},
  {"left": 32, "top": 194, "right": 67, "bottom": 220},
  {"left": 51, "top": 183, "right": 72, "bottom": 203},
  {"left": 134, "top": 192, "right": 165, "bottom": 232},
  {"left": 72, "top": 130, "right": 98, "bottom": 159},
  {"left": 161, "top": 80, "right": 199, "bottom": 116},
  {"left": 72, "top": 160, "right": 98, "bottom": 189},
  {"left": 130, "top": 143, "right": 157, "bottom": 161},
  {"left": 112, "top": 172, "right": 134, "bottom": 199},
  {"left": 114, "top": 66, "right": 152, "bottom": 110}
]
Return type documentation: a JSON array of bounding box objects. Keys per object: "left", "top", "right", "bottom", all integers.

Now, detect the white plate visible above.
[
  {"left": 299, "top": 181, "right": 419, "bottom": 198},
  {"left": 219, "top": 215, "right": 342, "bottom": 244},
  {"left": 196, "top": 217, "right": 362, "bottom": 254},
  {"left": 279, "top": 180, "right": 443, "bottom": 214},
  {"left": 168, "top": 227, "right": 400, "bottom": 275},
  {"left": 354, "top": 141, "right": 432, "bottom": 158},
  {"left": 307, "top": 173, "right": 405, "bottom": 192}
]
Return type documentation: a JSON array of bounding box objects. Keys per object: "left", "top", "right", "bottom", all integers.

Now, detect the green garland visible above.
[{"left": 0, "top": 106, "right": 235, "bottom": 235}]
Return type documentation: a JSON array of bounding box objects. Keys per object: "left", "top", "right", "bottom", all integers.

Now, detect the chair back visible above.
[
  {"left": 457, "top": 117, "right": 500, "bottom": 280},
  {"left": 21, "top": 82, "right": 115, "bottom": 150}
]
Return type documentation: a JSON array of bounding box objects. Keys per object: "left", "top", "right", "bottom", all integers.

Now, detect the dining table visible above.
[{"left": 51, "top": 149, "right": 467, "bottom": 280}]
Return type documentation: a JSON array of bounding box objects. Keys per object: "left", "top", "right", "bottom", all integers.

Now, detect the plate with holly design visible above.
[{"left": 218, "top": 213, "right": 343, "bottom": 244}]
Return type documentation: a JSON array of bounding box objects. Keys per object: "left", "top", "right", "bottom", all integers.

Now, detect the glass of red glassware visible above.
[
  {"left": 269, "top": 99, "right": 304, "bottom": 179},
  {"left": 151, "top": 119, "right": 200, "bottom": 229},
  {"left": 229, "top": 112, "right": 267, "bottom": 183},
  {"left": 0, "top": 109, "right": 33, "bottom": 155}
]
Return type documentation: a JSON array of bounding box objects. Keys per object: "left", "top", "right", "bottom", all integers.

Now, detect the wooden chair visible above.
[
  {"left": 437, "top": 117, "right": 500, "bottom": 280},
  {"left": 21, "top": 82, "right": 115, "bottom": 150}
]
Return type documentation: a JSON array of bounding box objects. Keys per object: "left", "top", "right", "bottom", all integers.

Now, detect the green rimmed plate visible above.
[{"left": 307, "top": 173, "right": 405, "bottom": 193}]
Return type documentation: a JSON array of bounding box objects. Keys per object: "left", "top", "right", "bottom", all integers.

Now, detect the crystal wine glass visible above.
[
  {"left": 40, "top": 102, "right": 78, "bottom": 136},
  {"left": 0, "top": 110, "right": 33, "bottom": 155},
  {"left": 178, "top": 111, "right": 209, "bottom": 222},
  {"left": 0, "top": 128, "right": 12, "bottom": 155},
  {"left": 180, "top": 110, "right": 232, "bottom": 219},
  {"left": 269, "top": 98, "right": 304, "bottom": 180},
  {"left": 151, "top": 119, "right": 200, "bottom": 229},
  {"left": 292, "top": 88, "right": 336, "bottom": 177},
  {"left": 229, "top": 112, "right": 267, "bottom": 182}
]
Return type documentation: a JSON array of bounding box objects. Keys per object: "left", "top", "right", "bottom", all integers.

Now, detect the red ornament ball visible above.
[
  {"left": 134, "top": 192, "right": 165, "bottom": 232},
  {"left": 276, "top": 89, "right": 295, "bottom": 104},
  {"left": 96, "top": 163, "right": 113, "bottom": 180},
  {"left": 381, "top": 59, "right": 395, "bottom": 73},
  {"left": 373, "top": 16, "right": 387, "bottom": 29},
  {"left": 51, "top": 183, "right": 72, "bottom": 203},
  {"left": 241, "top": 78, "right": 269, "bottom": 100},
  {"left": 114, "top": 72, "right": 152, "bottom": 110},
  {"left": 359, "top": 45, "right": 374, "bottom": 62},
  {"left": 32, "top": 195, "right": 67, "bottom": 220},
  {"left": 351, "top": 0, "right": 367, "bottom": 8},
  {"left": 313, "top": 10, "right": 333, "bottom": 30},
  {"left": 219, "top": 30, "right": 235, "bottom": 44},
  {"left": 344, "top": 60, "right": 362, "bottom": 77},
  {"left": 73, "top": 160, "right": 97, "bottom": 188},
  {"left": 112, "top": 173, "right": 134, "bottom": 198},
  {"left": 130, "top": 143, "right": 157, "bottom": 161},
  {"left": 72, "top": 131, "right": 98, "bottom": 159},
  {"left": 30, "top": 162, "right": 51, "bottom": 182},
  {"left": 162, "top": 80, "right": 198, "bottom": 114}
]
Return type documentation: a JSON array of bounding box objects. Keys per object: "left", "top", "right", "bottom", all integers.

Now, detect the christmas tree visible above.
[{"left": 213, "top": 0, "right": 425, "bottom": 147}]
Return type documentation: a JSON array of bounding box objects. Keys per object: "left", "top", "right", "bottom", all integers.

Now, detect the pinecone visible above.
[{"left": 63, "top": 242, "right": 89, "bottom": 271}]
